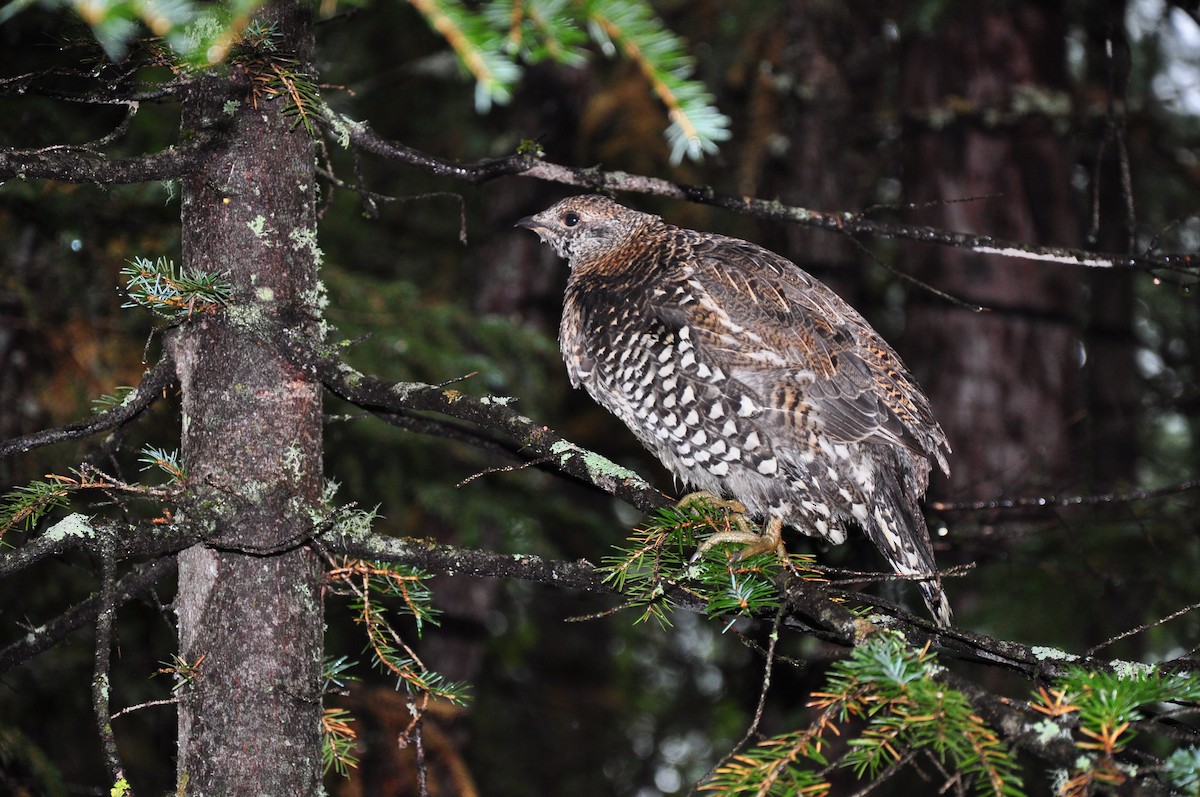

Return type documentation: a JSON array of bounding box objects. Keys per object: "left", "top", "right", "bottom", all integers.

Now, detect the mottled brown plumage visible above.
[{"left": 518, "top": 195, "right": 952, "bottom": 625}]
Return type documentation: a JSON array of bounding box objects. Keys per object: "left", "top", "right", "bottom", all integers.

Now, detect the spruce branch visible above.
[
  {"left": 799, "top": 633, "right": 1025, "bottom": 796},
  {"left": 598, "top": 500, "right": 819, "bottom": 628},
  {"left": 0, "top": 0, "right": 267, "bottom": 64},
  {"left": 0, "top": 354, "right": 176, "bottom": 461},
  {"left": 120, "top": 256, "right": 231, "bottom": 318},
  {"left": 233, "top": 21, "right": 322, "bottom": 132},
  {"left": 0, "top": 479, "right": 75, "bottom": 541},
  {"left": 0, "top": 464, "right": 177, "bottom": 542},
  {"left": 321, "top": 707, "right": 359, "bottom": 776},
  {"left": 583, "top": 0, "right": 731, "bottom": 163},
  {"left": 1034, "top": 668, "right": 1200, "bottom": 791},
  {"left": 326, "top": 555, "right": 469, "bottom": 705},
  {"left": 490, "top": 0, "right": 588, "bottom": 66},
  {"left": 138, "top": 446, "right": 186, "bottom": 483},
  {"left": 407, "top": 0, "right": 522, "bottom": 113}
]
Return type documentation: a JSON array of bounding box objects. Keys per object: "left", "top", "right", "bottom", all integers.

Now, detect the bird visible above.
[{"left": 517, "top": 194, "right": 953, "bottom": 626}]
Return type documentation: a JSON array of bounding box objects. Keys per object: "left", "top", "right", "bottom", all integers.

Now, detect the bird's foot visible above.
[
  {"left": 677, "top": 490, "right": 785, "bottom": 562},
  {"left": 677, "top": 491, "right": 749, "bottom": 524}
]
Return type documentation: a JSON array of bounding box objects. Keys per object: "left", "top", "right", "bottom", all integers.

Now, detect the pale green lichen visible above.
[
  {"left": 281, "top": 442, "right": 305, "bottom": 480},
  {"left": 1011, "top": 84, "right": 1072, "bottom": 117},
  {"left": 289, "top": 227, "right": 324, "bottom": 268},
  {"left": 45, "top": 513, "right": 95, "bottom": 542},
  {"left": 479, "top": 395, "right": 517, "bottom": 406},
  {"left": 331, "top": 504, "right": 379, "bottom": 538},
  {"left": 302, "top": 279, "right": 330, "bottom": 312},
  {"left": 1111, "top": 659, "right": 1156, "bottom": 680},
  {"left": 256, "top": 287, "right": 275, "bottom": 302},
  {"left": 247, "top": 214, "right": 269, "bottom": 238},
  {"left": 223, "top": 99, "right": 240, "bottom": 116},
  {"left": 1033, "top": 718, "right": 1069, "bottom": 745},
  {"left": 1031, "top": 645, "right": 1080, "bottom": 662},
  {"left": 549, "top": 440, "right": 640, "bottom": 481},
  {"left": 323, "top": 108, "right": 353, "bottom": 149}
]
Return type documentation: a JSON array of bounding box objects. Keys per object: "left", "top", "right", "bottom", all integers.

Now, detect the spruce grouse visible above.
[{"left": 518, "top": 194, "right": 953, "bottom": 626}]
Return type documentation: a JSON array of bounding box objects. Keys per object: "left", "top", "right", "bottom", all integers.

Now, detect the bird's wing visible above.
[{"left": 651, "top": 232, "right": 949, "bottom": 473}]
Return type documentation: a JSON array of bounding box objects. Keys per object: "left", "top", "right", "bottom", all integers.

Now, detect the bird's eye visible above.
[{"left": 563, "top": 211, "right": 580, "bottom": 227}]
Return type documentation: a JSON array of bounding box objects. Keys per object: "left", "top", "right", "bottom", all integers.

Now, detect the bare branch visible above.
[
  {"left": 0, "top": 557, "right": 177, "bottom": 676},
  {"left": 303, "top": 346, "right": 674, "bottom": 516},
  {"left": 91, "top": 539, "right": 128, "bottom": 787},
  {"left": 0, "top": 123, "right": 223, "bottom": 184},
  {"left": 332, "top": 115, "right": 1199, "bottom": 275},
  {"left": 929, "top": 478, "right": 1200, "bottom": 512},
  {"left": 0, "top": 516, "right": 197, "bottom": 579},
  {"left": 0, "top": 353, "right": 176, "bottom": 460}
]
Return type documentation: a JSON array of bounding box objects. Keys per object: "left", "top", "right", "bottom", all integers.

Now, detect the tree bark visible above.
[
  {"left": 900, "top": 2, "right": 1083, "bottom": 501},
  {"left": 168, "top": 2, "right": 325, "bottom": 793}
]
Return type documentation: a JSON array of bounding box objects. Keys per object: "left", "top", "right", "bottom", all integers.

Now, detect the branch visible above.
[
  {"left": 319, "top": 525, "right": 1119, "bottom": 679},
  {"left": 91, "top": 539, "right": 128, "bottom": 788},
  {"left": 334, "top": 116, "right": 1200, "bottom": 275},
  {"left": 0, "top": 69, "right": 199, "bottom": 104},
  {"left": 0, "top": 353, "right": 176, "bottom": 460},
  {"left": 0, "top": 126, "right": 221, "bottom": 185},
  {"left": 319, "top": 525, "right": 847, "bottom": 636},
  {"left": 0, "top": 556, "right": 177, "bottom": 676},
  {"left": 298, "top": 342, "right": 1196, "bottom": 682},
  {"left": 301, "top": 345, "right": 673, "bottom": 516},
  {"left": 0, "top": 515, "right": 198, "bottom": 579},
  {"left": 321, "top": 526, "right": 1187, "bottom": 790},
  {"left": 929, "top": 477, "right": 1200, "bottom": 512}
]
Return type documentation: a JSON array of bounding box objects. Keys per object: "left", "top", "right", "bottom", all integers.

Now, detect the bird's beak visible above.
[{"left": 515, "top": 215, "right": 540, "bottom": 231}]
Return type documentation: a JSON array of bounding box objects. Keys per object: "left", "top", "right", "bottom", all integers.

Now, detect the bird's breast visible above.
[{"left": 561, "top": 290, "right": 793, "bottom": 509}]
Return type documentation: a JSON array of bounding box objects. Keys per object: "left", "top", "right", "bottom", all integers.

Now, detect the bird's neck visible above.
[{"left": 569, "top": 222, "right": 676, "bottom": 285}]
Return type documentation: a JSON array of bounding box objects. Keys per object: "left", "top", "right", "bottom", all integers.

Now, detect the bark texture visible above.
[
  {"left": 900, "top": 3, "right": 1083, "bottom": 500},
  {"left": 169, "top": 2, "right": 325, "bottom": 793}
]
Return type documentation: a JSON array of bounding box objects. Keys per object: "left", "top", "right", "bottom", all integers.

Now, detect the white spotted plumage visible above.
[{"left": 519, "top": 195, "right": 954, "bottom": 626}]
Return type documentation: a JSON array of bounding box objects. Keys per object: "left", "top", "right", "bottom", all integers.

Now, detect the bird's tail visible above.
[{"left": 865, "top": 482, "right": 952, "bottom": 627}]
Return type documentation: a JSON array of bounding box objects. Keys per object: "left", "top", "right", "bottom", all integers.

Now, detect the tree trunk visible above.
[
  {"left": 169, "top": 2, "right": 324, "bottom": 793},
  {"left": 900, "top": 2, "right": 1083, "bottom": 501}
]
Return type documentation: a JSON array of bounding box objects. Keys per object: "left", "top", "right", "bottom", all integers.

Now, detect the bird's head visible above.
[{"left": 517, "top": 195, "right": 658, "bottom": 267}]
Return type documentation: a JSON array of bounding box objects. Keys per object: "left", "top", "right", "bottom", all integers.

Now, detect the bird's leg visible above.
[
  {"left": 677, "top": 491, "right": 749, "bottom": 524},
  {"left": 678, "top": 491, "right": 785, "bottom": 561}
]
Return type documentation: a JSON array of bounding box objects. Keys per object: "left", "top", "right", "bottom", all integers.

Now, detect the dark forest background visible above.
[{"left": 3, "top": 1, "right": 1200, "bottom": 794}]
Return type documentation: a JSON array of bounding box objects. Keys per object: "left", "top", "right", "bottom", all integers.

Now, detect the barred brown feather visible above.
[{"left": 518, "top": 195, "right": 953, "bottom": 626}]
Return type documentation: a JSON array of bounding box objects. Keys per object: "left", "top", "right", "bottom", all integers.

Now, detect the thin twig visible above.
[
  {"left": 111, "top": 697, "right": 180, "bottom": 720},
  {"left": 846, "top": 750, "right": 920, "bottom": 797},
  {"left": 334, "top": 114, "right": 1200, "bottom": 275},
  {"left": 739, "top": 605, "right": 785, "bottom": 744},
  {"left": 0, "top": 353, "right": 176, "bottom": 460},
  {"left": 0, "top": 556, "right": 177, "bottom": 676},
  {"left": 928, "top": 478, "right": 1200, "bottom": 512},
  {"left": 456, "top": 456, "right": 555, "bottom": 487},
  {"left": 414, "top": 716, "right": 430, "bottom": 797},
  {"left": 1088, "top": 600, "right": 1200, "bottom": 658},
  {"left": 92, "top": 535, "right": 128, "bottom": 788}
]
